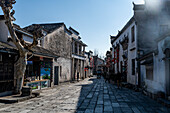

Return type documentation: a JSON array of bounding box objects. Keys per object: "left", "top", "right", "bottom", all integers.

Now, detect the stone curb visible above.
[{"left": 0, "top": 95, "right": 36, "bottom": 104}]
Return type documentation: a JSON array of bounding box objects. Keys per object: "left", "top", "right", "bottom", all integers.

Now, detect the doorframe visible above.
[{"left": 54, "top": 66, "right": 59, "bottom": 85}]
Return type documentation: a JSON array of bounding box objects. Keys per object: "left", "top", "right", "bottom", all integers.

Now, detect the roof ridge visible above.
[{"left": 32, "top": 22, "right": 64, "bottom": 26}]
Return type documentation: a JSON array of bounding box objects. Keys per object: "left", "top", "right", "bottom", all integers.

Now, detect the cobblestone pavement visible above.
[{"left": 0, "top": 77, "right": 170, "bottom": 113}]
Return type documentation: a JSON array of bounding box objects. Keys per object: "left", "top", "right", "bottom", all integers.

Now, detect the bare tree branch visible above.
[
  {"left": 0, "top": 0, "right": 43, "bottom": 93},
  {"left": 26, "top": 25, "right": 43, "bottom": 50}
]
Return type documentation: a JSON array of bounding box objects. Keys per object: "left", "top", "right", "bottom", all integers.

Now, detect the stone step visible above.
[{"left": 0, "top": 94, "right": 35, "bottom": 104}]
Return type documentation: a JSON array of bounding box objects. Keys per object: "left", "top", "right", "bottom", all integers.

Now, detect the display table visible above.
[{"left": 25, "top": 79, "right": 50, "bottom": 90}]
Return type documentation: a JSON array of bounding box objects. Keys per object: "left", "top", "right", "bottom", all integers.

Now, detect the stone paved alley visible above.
[{"left": 0, "top": 76, "right": 170, "bottom": 113}]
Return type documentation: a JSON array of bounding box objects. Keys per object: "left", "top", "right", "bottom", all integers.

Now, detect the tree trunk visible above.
[
  {"left": 15, "top": 52, "right": 28, "bottom": 93},
  {"left": 0, "top": 2, "right": 41, "bottom": 94}
]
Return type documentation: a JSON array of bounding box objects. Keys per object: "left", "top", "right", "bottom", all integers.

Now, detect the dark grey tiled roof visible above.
[
  {"left": 13, "top": 24, "right": 33, "bottom": 37},
  {"left": 24, "top": 23, "right": 64, "bottom": 33},
  {"left": 69, "top": 27, "right": 80, "bottom": 35},
  {"left": 72, "top": 37, "right": 87, "bottom": 46},
  {"left": 0, "top": 41, "right": 58, "bottom": 58},
  {"left": 0, "top": 42, "right": 15, "bottom": 49},
  {"left": 0, "top": 41, "right": 18, "bottom": 54},
  {"left": 32, "top": 46, "right": 59, "bottom": 58}
]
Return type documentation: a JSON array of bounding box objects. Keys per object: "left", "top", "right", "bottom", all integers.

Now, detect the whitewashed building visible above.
[
  {"left": 111, "top": 0, "right": 170, "bottom": 97},
  {"left": 70, "top": 27, "right": 87, "bottom": 81},
  {"left": 137, "top": 0, "right": 170, "bottom": 97},
  {"left": 140, "top": 34, "right": 170, "bottom": 97},
  {"left": 0, "top": 15, "right": 57, "bottom": 95},
  {"left": 24, "top": 23, "right": 73, "bottom": 84},
  {"left": 111, "top": 17, "right": 137, "bottom": 85}
]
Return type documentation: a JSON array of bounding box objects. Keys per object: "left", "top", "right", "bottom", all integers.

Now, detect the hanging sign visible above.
[{"left": 40, "top": 57, "right": 43, "bottom": 61}]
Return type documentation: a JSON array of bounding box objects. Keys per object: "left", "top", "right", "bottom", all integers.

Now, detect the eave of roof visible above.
[
  {"left": 39, "top": 23, "right": 64, "bottom": 33},
  {"left": 31, "top": 46, "right": 59, "bottom": 58},
  {"left": 13, "top": 24, "right": 33, "bottom": 37},
  {"left": 117, "top": 16, "right": 135, "bottom": 38},
  {"left": 0, "top": 41, "right": 18, "bottom": 54},
  {"left": 24, "top": 23, "right": 64, "bottom": 34},
  {"left": 155, "top": 32, "right": 170, "bottom": 42},
  {"left": 0, "top": 41, "right": 59, "bottom": 58},
  {"left": 69, "top": 27, "right": 80, "bottom": 35},
  {"left": 111, "top": 16, "right": 135, "bottom": 44},
  {"left": 0, "top": 16, "right": 33, "bottom": 37},
  {"left": 66, "top": 28, "right": 73, "bottom": 35},
  {"left": 72, "top": 37, "right": 87, "bottom": 46}
]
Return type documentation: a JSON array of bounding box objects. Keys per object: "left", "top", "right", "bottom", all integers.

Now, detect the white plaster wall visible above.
[
  {"left": 112, "top": 21, "right": 137, "bottom": 85},
  {"left": 127, "top": 23, "right": 137, "bottom": 85},
  {"left": 53, "top": 57, "right": 72, "bottom": 83},
  {"left": 135, "top": 1, "right": 170, "bottom": 93},
  {"left": 140, "top": 38, "right": 167, "bottom": 94},
  {"left": 140, "top": 65, "right": 145, "bottom": 84},
  {"left": 152, "top": 54, "right": 165, "bottom": 93},
  {"left": 0, "top": 20, "right": 16, "bottom": 47},
  {"left": 0, "top": 20, "right": 33, "bottom": 47},
  {"left": 43, "top": 26, "right": 72, "bottom": 83},
  {"left": 142, "top": 62, "right": 165, "bottom": 94},
  {"left": 85, "top": 53, "right": 89, "bottom": 67},
  {"left": 0, "top": 20, "right": 8, "bottom": 42},
  {"left": 147, "top": 38, "right": 167, "bottom": 93}
]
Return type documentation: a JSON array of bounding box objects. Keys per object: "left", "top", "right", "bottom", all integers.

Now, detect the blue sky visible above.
[{"left": 2, "top": 0, "right": 144, "bottom": 56}]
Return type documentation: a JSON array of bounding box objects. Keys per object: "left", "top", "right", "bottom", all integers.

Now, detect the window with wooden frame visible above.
[
  {"left": 131, "top": 26, "right": 135, "bottom": 42},
  {"left": 132, "top": 59, "right": 135, "bottom": 75}
]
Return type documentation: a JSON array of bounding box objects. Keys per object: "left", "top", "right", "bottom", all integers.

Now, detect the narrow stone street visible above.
[{"left": 0, "top": 76, "right": 170, "bottom": 113}]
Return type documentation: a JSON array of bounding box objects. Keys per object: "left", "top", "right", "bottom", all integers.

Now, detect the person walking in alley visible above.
[
  {"left": 77, "top": 72, "right": 79, "bottom": 82},
  {"left": 105, "top": 72, "right": 110, "bottom": 83},
  {"left": 117, "top": 71, "right": 122, "bottom": 89}
]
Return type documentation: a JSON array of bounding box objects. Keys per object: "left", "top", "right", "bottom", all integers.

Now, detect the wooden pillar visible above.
[
  {"left": 83, "top": 46, "right": 85, "bottom": 55},
  {"left": 71, "top": 58, "right": 74, "bottom": 81},
  {"left": 72, "top": 41, "right": 75, "bottom": 54},
  {"left": 77, "top": 43, "right": 79, "bottom": 55}
]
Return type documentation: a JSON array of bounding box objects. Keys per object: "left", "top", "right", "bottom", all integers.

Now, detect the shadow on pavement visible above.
[
  {"left": 74, "top": 76, "right": 170, "bottom": 113},
  {"left": 74, "top": 77, "right": 99, "bottom": 113},
  {"left": 74, "top": 76, "right": 108, "bottom": 113}
]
